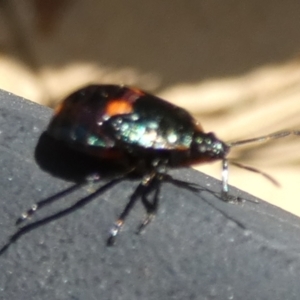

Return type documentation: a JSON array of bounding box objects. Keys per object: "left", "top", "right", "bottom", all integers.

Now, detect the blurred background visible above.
[{"left": 0, "top": 0, "right": 300, "bottom": 215}]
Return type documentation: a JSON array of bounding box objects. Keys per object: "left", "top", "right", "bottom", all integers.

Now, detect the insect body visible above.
[
  {"left": 47, "top": 85, "right": 229, "bottom": 169},
  {"left": 0, "top": 85, "right": 291, "bottom": 252},
  {"left": 46, "top": 84, "right": 231, "bottom": 244}
]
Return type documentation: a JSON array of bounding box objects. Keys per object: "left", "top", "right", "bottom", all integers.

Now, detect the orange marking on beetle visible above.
[
  {"left": 54, "top": 102, "right": 64, "bottom": 115},
  {"left": 105, "top": 99, "right": 134, "bottom": 116}
]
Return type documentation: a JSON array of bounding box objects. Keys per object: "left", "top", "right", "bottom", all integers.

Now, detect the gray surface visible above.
[{"left": 0, "top": 89, "right": 300, "bottom": 300}]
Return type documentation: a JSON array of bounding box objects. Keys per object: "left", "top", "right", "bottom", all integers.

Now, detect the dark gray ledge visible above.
[{"left": 0, "top": 88, "right": 300, "bottom": 300}]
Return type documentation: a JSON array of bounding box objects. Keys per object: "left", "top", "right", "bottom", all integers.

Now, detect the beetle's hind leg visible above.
[
  {"left": 15, "top": 173, "right": 102, "bottom": 226},
  {"left": 16, "top": 183, "right": 85, "bottom": 225},
  {"left": 0, "top": 176, "right": 124, "bottom": 256}
]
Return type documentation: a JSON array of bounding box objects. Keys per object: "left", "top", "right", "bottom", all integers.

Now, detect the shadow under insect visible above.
[{"left": 1, "top": 132, "right": 216, "bottom": 255}]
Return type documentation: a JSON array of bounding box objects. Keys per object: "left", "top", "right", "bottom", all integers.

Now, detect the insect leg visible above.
[
  {"left": 107, "top": 172, "right": 159, "bottom": 245},
  {"left": 16, "top": 182, "right": 85, "bottom": 225},
  {"left": 221, "top": 159, "right": 229, "bottom": 200},
  {"left": 107, "top": 184, "right": 145, "bottom": 245},
  {"left": 0, "top": 177, "right": 124, "bottom": 256},
  {"left": 137, "top": 174, "right": 162, "bottom": 233},
  {"left": 15, "top": 172, "right": 104, "bottom": 226}
]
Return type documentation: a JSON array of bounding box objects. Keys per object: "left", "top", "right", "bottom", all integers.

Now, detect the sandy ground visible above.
[{"left": 0, "top": 0, "right": 300, "bottom": 215}]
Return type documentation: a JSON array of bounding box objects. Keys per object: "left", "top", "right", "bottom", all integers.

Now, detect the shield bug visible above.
[{"left": 1, "top": 85, "right": 292, "bottom": 251}]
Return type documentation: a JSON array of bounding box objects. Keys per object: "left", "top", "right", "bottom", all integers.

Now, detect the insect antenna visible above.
[
  {"left": 227, "top": 130, "right": 291, "bottom": 147},
  {"left": 221, "top": 130, "right": 292, "bottom": 199},
  {"left": 228, "top": 161, "right": 280, "bottom": 187},
  {"left": 293, "top": 130, "right": 300, "bottom": 136}
]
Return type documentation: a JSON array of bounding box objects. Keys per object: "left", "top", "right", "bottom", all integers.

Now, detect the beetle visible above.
[{"left": 1, "top": 84, "right": 292, "bottom": 251}]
